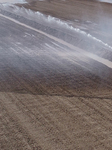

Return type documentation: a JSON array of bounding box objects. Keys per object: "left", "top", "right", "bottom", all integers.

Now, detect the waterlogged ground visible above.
[{"left": 0, "top": 1, "right": 112, "bottom": 150}]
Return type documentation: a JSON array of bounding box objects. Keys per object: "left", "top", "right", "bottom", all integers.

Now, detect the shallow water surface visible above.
[
  {"left": 0, "top": 0, "right": 26, "bottom": 3},
  {"left": 98, "top": 0, "right": 112, "bottom": 3}
]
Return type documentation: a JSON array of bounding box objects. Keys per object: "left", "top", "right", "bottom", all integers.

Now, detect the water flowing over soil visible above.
[{"left": 0, "top": 0, "right": 112, "bottom": 150}]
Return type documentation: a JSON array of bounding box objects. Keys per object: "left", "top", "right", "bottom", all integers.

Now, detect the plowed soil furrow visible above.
[{"left": 0, "top": 92, "right": 112, "bottom": 149}]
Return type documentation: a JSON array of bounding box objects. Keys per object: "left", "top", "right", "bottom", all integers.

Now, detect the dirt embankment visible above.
[{"left": 18, "top": 0, "right": 112, "bottom": 22}]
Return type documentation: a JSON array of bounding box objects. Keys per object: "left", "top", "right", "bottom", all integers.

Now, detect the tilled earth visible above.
[{"left": 0, "top": 0, "right": 112, "bottom": 150}]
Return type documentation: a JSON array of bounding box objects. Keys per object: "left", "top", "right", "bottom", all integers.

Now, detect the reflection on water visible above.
[{"left": 98, "top": 0, "right": 112, "bottom": 3}]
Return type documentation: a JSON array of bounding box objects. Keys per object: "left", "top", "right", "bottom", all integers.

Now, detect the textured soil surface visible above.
[{"left": 0, "top": 0, "right": 112, "bottom": 150}]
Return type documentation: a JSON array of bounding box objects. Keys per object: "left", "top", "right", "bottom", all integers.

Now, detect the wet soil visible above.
[{"left": 1, "top": 0, "right": 112, "bottom": 149}]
